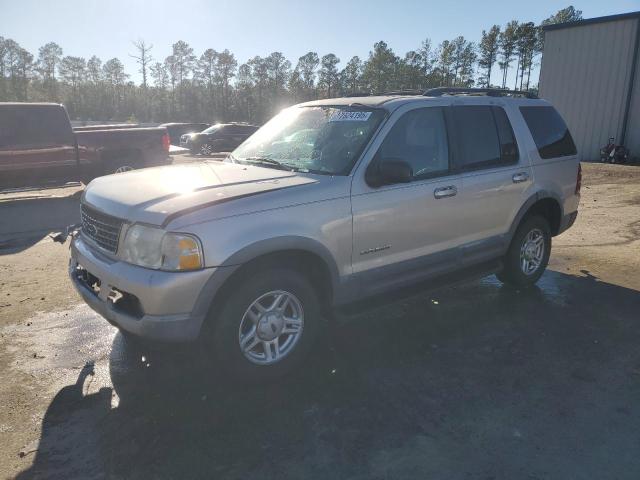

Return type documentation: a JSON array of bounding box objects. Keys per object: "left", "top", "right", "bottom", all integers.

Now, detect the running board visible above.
[{"left": 335, "top": 259, "right": 503, "bottom": 317}]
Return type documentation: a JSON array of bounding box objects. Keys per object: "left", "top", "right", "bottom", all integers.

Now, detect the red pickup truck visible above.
[{"left": 0, "top": 103, "right": 171, "bottom": 188}]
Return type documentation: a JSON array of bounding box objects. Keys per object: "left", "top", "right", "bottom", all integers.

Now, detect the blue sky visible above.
[{"left": 1, "top": 0, "right": 638, "bottom": 86}]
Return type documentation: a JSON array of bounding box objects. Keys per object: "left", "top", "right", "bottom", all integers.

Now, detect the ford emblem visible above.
[{"left": 84, "top": 223, "right": 97, "bottom": 237}]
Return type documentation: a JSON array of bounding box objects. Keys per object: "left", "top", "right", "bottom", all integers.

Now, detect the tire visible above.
[
  {"left": 496, "top": 215, "right": 551, "bottom": 288},
  {"left": 206, "top": 267, "right": 322, "bottom": 382},
  {"left": 105, "top": 152, "right": 141, "bottom": 175},
  {"left": 112, "top": 164, "right": 136, "bottom": 174}
]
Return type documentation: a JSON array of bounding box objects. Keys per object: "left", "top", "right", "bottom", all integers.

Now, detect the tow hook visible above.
[{"left": 50, "top": 223, "right": 81, "bottom": 245}]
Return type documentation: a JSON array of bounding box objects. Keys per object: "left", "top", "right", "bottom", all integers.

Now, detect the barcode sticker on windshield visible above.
[{"left": 329, "top": 111, "right": 372, "bottom": 122}]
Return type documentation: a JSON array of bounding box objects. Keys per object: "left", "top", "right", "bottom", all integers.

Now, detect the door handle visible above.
[
  {"left": 434, "top": 185, "right": 457, "bottom": 199},
  {"left": 512, "top": 172, "right": 530, "bottom": 183}
]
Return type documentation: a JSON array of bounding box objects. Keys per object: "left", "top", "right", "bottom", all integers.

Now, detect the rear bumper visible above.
[
  {"left": 69, "top": 236, "right": 230, "bottom": 342},
  {"left": 558, "top": 210, "right": 578, "bottom": 235}
]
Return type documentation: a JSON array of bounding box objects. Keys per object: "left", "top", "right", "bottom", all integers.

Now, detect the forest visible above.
[{"left": 0, "top": 6, "right": 581, "bottom": 124}]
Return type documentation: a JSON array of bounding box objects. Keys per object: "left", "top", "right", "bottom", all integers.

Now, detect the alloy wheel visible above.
[
  {"left": 238, "top": 290, "right": 304, "bottom": 365},
  {"left": 114, "top": 165, "right": 134, "bottom": 174},
  {"left": 200, "top": 143, "right": 213, "bottom": 155},
  {"left": 519, "top": 228, "right": 545, "bottom": 275}
]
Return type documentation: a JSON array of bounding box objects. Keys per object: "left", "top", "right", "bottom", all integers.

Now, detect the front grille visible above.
[{"left": 80, "top": 203, "right": 123, "bottom": 253}]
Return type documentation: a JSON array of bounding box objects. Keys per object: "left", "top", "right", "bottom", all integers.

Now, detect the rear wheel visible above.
[
  {"left": 497, "top": 215, "right": 551, "bottom": 288},
  {"left": 206, "top": 267, "right": 322, "bottom": 382},
  {"left": 114, "top": 165, "right": 134, "bottom": 174},
  {"left": 104, "top": 151, "right": 142, "bottom": 175}
]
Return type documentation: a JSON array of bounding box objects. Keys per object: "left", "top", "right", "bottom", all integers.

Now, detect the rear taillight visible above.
[
  {"left": 162, "top": 132, "right": 170, "bottom": 152},
  {"left": 575, "top": 163, "right": 582, "bottom": 194}
]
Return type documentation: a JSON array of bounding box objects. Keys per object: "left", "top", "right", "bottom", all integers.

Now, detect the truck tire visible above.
[
  {"left": 104, "top": 151, "right": 142, "bottom": 175},
  {"left": 497, "top": 215, "right": 551, "bottom": 288},
  {"left": 206, "top": 267, "right": 322, "bottom": 382}
]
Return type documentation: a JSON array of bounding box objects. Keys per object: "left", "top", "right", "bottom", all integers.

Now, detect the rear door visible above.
[
  {"left": 0, "top": 104, "right": 77, "bottom": 187},
  {"left": 450, "top": 103, "right": 533, "bottom": 264}
]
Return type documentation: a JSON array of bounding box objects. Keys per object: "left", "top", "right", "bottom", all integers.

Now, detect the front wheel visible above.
[
  {"left": 206, "top": 268, "right": 322, "bottom": 382},
  {"left": 497, "top": 215, "right": 551, "bottom": 288},
  {"left": 199, "top": 143, "right": 214, "bottom": 156}
]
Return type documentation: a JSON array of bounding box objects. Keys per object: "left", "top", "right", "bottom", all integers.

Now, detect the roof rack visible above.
[
  {"left": 381, "top": 89, "right": 425, "bottom": 96},
  {"left": 423, "top": 87, "right": 538, "bottom": 99}
]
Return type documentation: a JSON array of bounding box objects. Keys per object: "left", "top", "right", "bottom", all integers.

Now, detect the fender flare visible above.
[
  {"left": 190, "top": 236, "right": 343, "bottom": 334},
  {"left": 507, "top": 190, "right": 564, "bottom": 240},
  {"left": 221, "top": 235, "right": 342, "bottom": 292}
]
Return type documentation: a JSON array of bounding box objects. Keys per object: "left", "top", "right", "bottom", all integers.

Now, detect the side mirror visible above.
[{"left": 367, "top": 158, "right": 413, "bottom": 187}]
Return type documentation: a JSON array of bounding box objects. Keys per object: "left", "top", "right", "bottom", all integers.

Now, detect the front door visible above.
[{"left": 351, "top": 105, "right": 465, "bottom": 297}]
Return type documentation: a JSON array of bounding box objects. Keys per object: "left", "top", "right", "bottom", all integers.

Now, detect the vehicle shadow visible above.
[
  {"left": 0, "top": 191, "right": 81, "bottom": 255},
  {"left": 15, "top": 270, "right": 640, "bottom": 480}
]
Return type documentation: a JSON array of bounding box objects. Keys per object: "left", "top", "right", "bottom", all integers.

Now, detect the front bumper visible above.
[{"left": 69, "top": 235, "right": 219, "bottom": 342}]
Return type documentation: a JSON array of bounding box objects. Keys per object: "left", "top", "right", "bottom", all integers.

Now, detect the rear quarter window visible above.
[{"left": 520, "top": 106, "right": 576, "bottom": 159}]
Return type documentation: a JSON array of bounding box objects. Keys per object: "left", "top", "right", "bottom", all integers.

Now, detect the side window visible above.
[
  {"left": 451, "top": 106, "right": 502, "bottom": 170},
  {"left": 520, "top": 106, "right": 577, "bottom": 159},
  {"left": 492, "top": 107, "right": 519, "bottom": 164},
  {"left": 225, "top": 125, "right": 244, "bottom": 134},
  {"left": 0, "top": 106, "right": 73, "bottom": 148},
  {"left": 0, "top": 108, "right": 23, "bottom": 148},
  {"left": 28, "top": 107, "right": 74, "bottom": 146},
  {"left": 377, "top": 107, "right": 449, "bottom": 180}
]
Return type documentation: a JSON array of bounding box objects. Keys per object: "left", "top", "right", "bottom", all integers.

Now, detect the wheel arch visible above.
[
  {"left": 101, "top": 148, "right": 143, "bottom": 172},
  {"left": 509, "top": 191, "right": 563, "bottom": 239},
  {"left": 195, "top": 237, "right": 341, "bottom": 336}
]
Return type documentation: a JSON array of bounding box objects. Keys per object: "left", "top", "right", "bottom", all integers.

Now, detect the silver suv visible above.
[{"left": 69, "top": 88, "right": 581, "bottom": 380}]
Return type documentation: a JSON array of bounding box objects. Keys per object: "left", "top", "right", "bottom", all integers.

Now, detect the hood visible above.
[{"left": 83, "top": 161, "right": 318, "bottom": 226}]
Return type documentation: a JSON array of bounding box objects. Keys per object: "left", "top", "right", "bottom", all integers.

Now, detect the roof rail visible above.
[{"left": 423, "top": 87, "right": 538, "bottom": 99}]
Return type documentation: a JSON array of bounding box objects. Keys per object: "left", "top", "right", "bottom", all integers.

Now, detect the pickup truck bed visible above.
[{"left": 0, "top": 103, "right": 171, "bottom": 188}]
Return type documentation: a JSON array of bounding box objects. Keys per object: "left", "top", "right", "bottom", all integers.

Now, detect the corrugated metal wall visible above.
[
  {"left": 539, "top": 18, "right": 639, "bottom": 161},
  {"left": 625, "top": 36, "right": 640, "bottom": 157}
]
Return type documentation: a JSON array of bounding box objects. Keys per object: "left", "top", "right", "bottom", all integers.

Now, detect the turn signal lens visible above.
[
  {"left": 161, "top": 234, "right": 204, "bottom": 271},
  {"left": 177, "top": 238, "right": 202, "bottom": 270}
]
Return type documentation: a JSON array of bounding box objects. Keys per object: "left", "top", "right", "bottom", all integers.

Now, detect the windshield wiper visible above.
[
  {"left": 240, "top": 156, "right": 297, "bottom": 171},
  {"left": 231, "top": 154, "right": 333, "bottom": 176}
]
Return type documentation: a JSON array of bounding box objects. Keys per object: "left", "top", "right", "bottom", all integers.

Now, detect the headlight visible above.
[{"left": 121, "top": 224, "right": 203, "bottom": 271}]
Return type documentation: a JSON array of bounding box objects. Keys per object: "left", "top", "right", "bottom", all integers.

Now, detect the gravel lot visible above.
[{"left": 1, "top": 159, "right": 639, "bottom": 479}]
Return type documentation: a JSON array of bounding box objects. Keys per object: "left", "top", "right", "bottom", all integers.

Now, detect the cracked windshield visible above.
[{"left": 230, "top": 106, "right": 385, "bottom": 174}]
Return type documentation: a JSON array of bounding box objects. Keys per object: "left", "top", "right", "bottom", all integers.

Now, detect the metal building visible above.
[{"left": 539, "top": 11, "right": 640, "bottom": 161}]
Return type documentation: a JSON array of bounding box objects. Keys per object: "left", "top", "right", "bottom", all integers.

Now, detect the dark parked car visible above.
[
  {"left": 181, "top": 123, "right": 259, "bottom": 155},
  {"left": 159, "top": 123, "right": 210, "bottom": 146},
  {"left": 0, "top": 103, "right": 171, "bottom": 188}
]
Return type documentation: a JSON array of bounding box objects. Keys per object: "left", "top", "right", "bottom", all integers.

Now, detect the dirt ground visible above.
[{"left": 0, "top": 160, "right": 639, "bottom": 479}]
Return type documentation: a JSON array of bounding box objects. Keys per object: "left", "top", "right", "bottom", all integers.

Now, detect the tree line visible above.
[{"left": 0, "top": 6, "right": 581, "bottom": 125}]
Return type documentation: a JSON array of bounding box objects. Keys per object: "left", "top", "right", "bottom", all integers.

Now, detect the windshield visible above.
[
  {"left": 202, "top": 125, "right": 222, "bottom": 134},
  {"left": 229, "top": 106, "right": 386, "bottom": 175}
]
